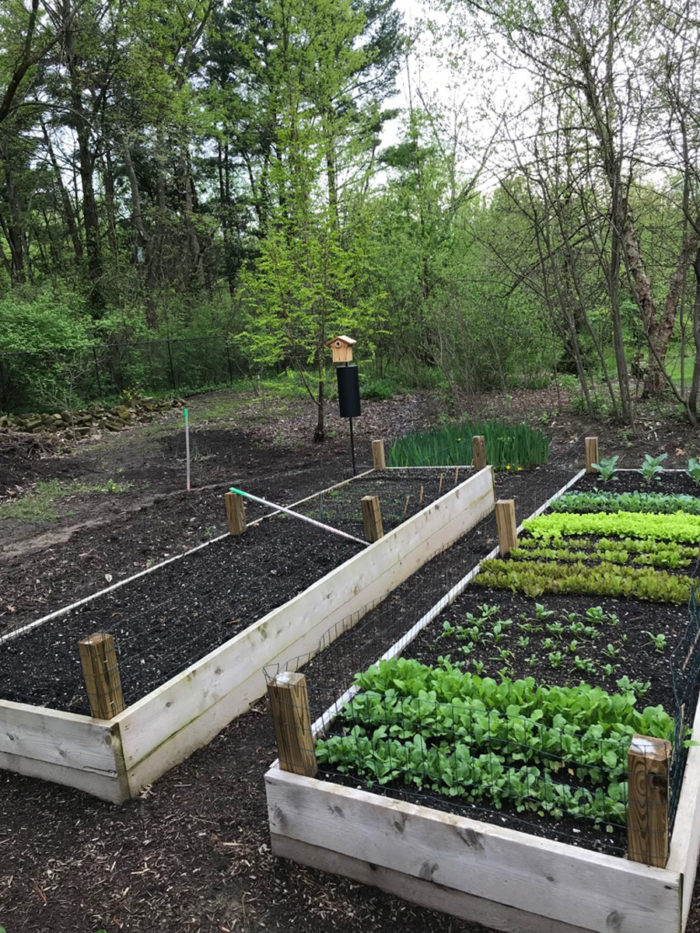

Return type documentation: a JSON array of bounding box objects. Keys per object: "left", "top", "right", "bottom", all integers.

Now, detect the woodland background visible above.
[{"left": 1, "top": 0, "right": 699, "bottom": 438}]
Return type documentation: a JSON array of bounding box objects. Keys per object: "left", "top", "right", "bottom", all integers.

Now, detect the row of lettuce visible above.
[{"left": 317, "top": 479, "right": 699, "bottom": 837}]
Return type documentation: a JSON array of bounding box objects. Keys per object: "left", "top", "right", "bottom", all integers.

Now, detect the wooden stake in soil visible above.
[
  {"left": 78, "top": 633, "right": 125, "bottom": 720},
  {"left": 419, "top": 485, "right": 424, "bottom": 505},
  {"left": 267, "top": 672, "right": 317, "bottom": 777},
  {"left": 454, "top": 466, "right": 460, "bottom": 486},
  {"left": 403, "top": 495, "right": 410, "bottom": 516},
  {"left": 371, "top": 439, "right": 386, "bottom": 470},
  {"left": 627, "top": 734, "right": 671, "bottom": 868},
  {"left": 472, "top": 435, "right": 487, "bottom": 471},
  {"left": 585, "top": 436, "right": 599, "bottom": 473},
  {"left": 361, "top": 495, "right": 384, "bottom": 542},
  {"left": 224, "top": 490, "right": 246, "bottom": 535},
  {"left": 438, "top": 473, "right": 444, "bottom": 495},
  {"left": 495, "top": 499, "right": 518, "bottom": 556}
]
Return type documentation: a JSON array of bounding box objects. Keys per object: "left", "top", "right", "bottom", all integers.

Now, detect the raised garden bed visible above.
[
  {"left": 0, "top": 464, "right": 495, "bottom": 803},
  {"left": 266, "top": 466, "right": 700, "bottom": 933}
]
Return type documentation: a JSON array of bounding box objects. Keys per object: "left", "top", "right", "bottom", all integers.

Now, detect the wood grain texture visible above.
[
  {"left": 585, "top": 437, "right": 599, "bottom": 473},
  {"left": 0, "top": 699, "right": 127, "bottom": 802},
  {"left": 472, "top": 435, "right": 487, "bottom": 471},
  {"left": 361, "top": 495, "right": 384, "bottom": 542},
  {"left": 628, "top": 735, "right": 671, "bottom": 868},
  {"left": 495, "top": 499, "right": 518, "bottom": 556},
  {"left": 371, "top": 439, "right": 386, "bottom": 470},
  {"left": 224, "top": 491, "right": 246, "bottom": 535},
  {"left": 271, "top": 834, "right": 593, "bottom": 933},
  {"left": 78, "top": 633, "right": 125, "bottom": 720},
  {"left": 266, "top": 768, "right": 681, "bottom": 933},
  {"left": 267, "top": 673, "right": 317, "bottom": 776}
]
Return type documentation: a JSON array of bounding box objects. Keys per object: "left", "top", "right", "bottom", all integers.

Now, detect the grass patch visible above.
[
  {"left": 387, "top": 420, "right": 550, "bottom": 471},
  {"left": 0, "top": 478, "right": 133, "bottom": 521}
]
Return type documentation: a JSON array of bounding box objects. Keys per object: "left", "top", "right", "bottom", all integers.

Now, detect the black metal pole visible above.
[{"left": 349, "top": 416, "right": 356, "bottom": 476}]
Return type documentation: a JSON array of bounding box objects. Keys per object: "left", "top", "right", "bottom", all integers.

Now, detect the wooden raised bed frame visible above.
[
  {"left": 265, "top": 468, "right": 700, "bottom": 933},
  {"left": 0, "top": 465, "right": 495, "bottom": 803}
]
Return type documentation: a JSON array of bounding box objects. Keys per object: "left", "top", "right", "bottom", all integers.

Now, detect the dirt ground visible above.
[{"left": 1, "top": 386, "right": 699, "bottom": 933}]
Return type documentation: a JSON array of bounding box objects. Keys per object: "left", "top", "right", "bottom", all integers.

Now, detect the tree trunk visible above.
[
  {"left": 688, "top": 249, "right": 700, "bottom": 418},
  {"left": 0, "top": 142, "right": 28, "bottom": 284}
]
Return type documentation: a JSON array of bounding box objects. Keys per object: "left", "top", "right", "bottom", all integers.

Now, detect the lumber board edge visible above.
[
  {"left": 270, "top": 833, "right": 592, "bottom": 933},
  {"left": 265, "top": 768, "right": 681, "bottom": 933}
]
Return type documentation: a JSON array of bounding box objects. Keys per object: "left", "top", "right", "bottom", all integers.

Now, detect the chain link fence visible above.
[{"left": 0, "top": 336, "right": 250, "bottom": 413}]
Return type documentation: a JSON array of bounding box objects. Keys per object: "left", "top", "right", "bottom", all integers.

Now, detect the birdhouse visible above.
[{"left": 328, "top": 335, "right": 356, "bottom": 364}]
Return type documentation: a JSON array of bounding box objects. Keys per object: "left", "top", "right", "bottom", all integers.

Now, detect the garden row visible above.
[{"left": 266, "top": 446, "right": 700, "bottom": 933}]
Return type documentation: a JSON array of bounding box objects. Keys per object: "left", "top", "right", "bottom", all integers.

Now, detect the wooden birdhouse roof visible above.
[{"left": 328, "top": 335, "right": 356, "bottom": 347}]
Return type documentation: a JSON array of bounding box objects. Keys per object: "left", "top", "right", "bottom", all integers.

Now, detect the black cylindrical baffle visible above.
[{"left": 336, "top": 364, "right": 361, "bottom": 418}]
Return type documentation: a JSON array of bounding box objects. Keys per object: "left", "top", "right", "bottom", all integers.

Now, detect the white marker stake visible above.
[{"left": 184, "top": 407, "right": 191, "bottom": 491}]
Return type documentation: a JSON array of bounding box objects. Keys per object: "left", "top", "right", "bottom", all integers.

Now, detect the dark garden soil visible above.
[
  {"left": 2, "top": 387, "right": 700, "bottom": 933},
  {"left": 0, "top": 469, "right": 461, "bottom": 713}
]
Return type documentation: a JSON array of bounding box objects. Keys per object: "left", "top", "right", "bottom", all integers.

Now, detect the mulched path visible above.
[{"left": 2, "top": 391, "right": 700, "bottom": 933}]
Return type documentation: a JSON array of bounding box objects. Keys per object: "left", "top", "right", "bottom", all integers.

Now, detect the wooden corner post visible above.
[
  {"left": 267, "top": 672, "right": 317, "bottom": 777},
  {"left": 79, "top": 633, "right": 125, "bottom": 720},
  {"left": 372, "top": 439, "right": 386, "bottom": 470},
  {"left": 627, "top": 734, "right": 671, "bottom": 868},
  {"left": 361, "top": 495, "right": 384, "bottom": 542},
  {"left": 473, "top": 435, "right": 487, "bottom": 471},
  {"left": 495, "top": 499, "right": 518, "bottom": 556},
  {"left": 585, "top": 436, "right": 599, "bottom": 473},
  {"left": 225, "top": 491, "right": 246, "bottom": 535}
]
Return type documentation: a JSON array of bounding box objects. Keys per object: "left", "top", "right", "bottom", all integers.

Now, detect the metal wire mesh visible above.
[{"left": 669, "top": 554, "right": 700, "bottom": 829}]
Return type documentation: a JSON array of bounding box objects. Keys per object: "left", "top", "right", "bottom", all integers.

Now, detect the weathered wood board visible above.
[
  {"left": 266, "top": 769, "right": 681, "bottom": 933},
  {"left": 0, "top": 701, "right": 126, "bottom": 802}
]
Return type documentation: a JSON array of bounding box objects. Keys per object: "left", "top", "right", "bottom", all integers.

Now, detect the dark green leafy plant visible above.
[
  {"left": 639, "top": 452, "right": 668, "bottom": 482},
  {"left": 689, "top": 457, "right": 700, "bottom": 486},
  {"left": 591, "top": 455, "right": 619, "bottom": 482},
  {"left": 317, "top": 658, "right": 674, "bottom": 828},
  {"left": 551, "top": 490, "right": 700, "bottom": 516}
]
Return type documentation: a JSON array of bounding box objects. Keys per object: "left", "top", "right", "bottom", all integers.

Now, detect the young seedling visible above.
[
  {"left": 639, "top": 452, "right": 667, "bottom": 483},
  {"left": 585, "top": 606, "right": 605, "bottom": 625},
  {"left": 646, "top": 631, "right": 668, "bottom": 653},
  {"left": 592, "top": 455, "right": 619, "bottom": 483},
  {"left": 546, "top": 621, "right": 565, "bottom": 638},
  {"left": 574, "top": 656, "right": 596, "bottom": 675},
  {"left": 542, "top": 637, "right": 555, "bottom": 651},
  {"left": 548, "top": 650, "right": 564, "bottom": 669},
  {"left": 568, "top": 639, "right": 580, "bottom": 654},
  {"left": 601, "top": 662, "right": 619, "bottom": 677},
  {"left": 602, "top": 643, "right": 619, "bottom": 659},
  {"left": 534, "top": 602, "right": 555, "bottom": 621},
  {"left": 441, "top": 620, "right": 456, "bottom": 638}
]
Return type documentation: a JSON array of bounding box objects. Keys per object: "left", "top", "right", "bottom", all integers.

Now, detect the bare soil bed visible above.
[
  {"left": 0, "top": 469, "right": 455, "bottom": 714},
  {"left": 1, "top": 388, "right": 700, "bottom": 933}
]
